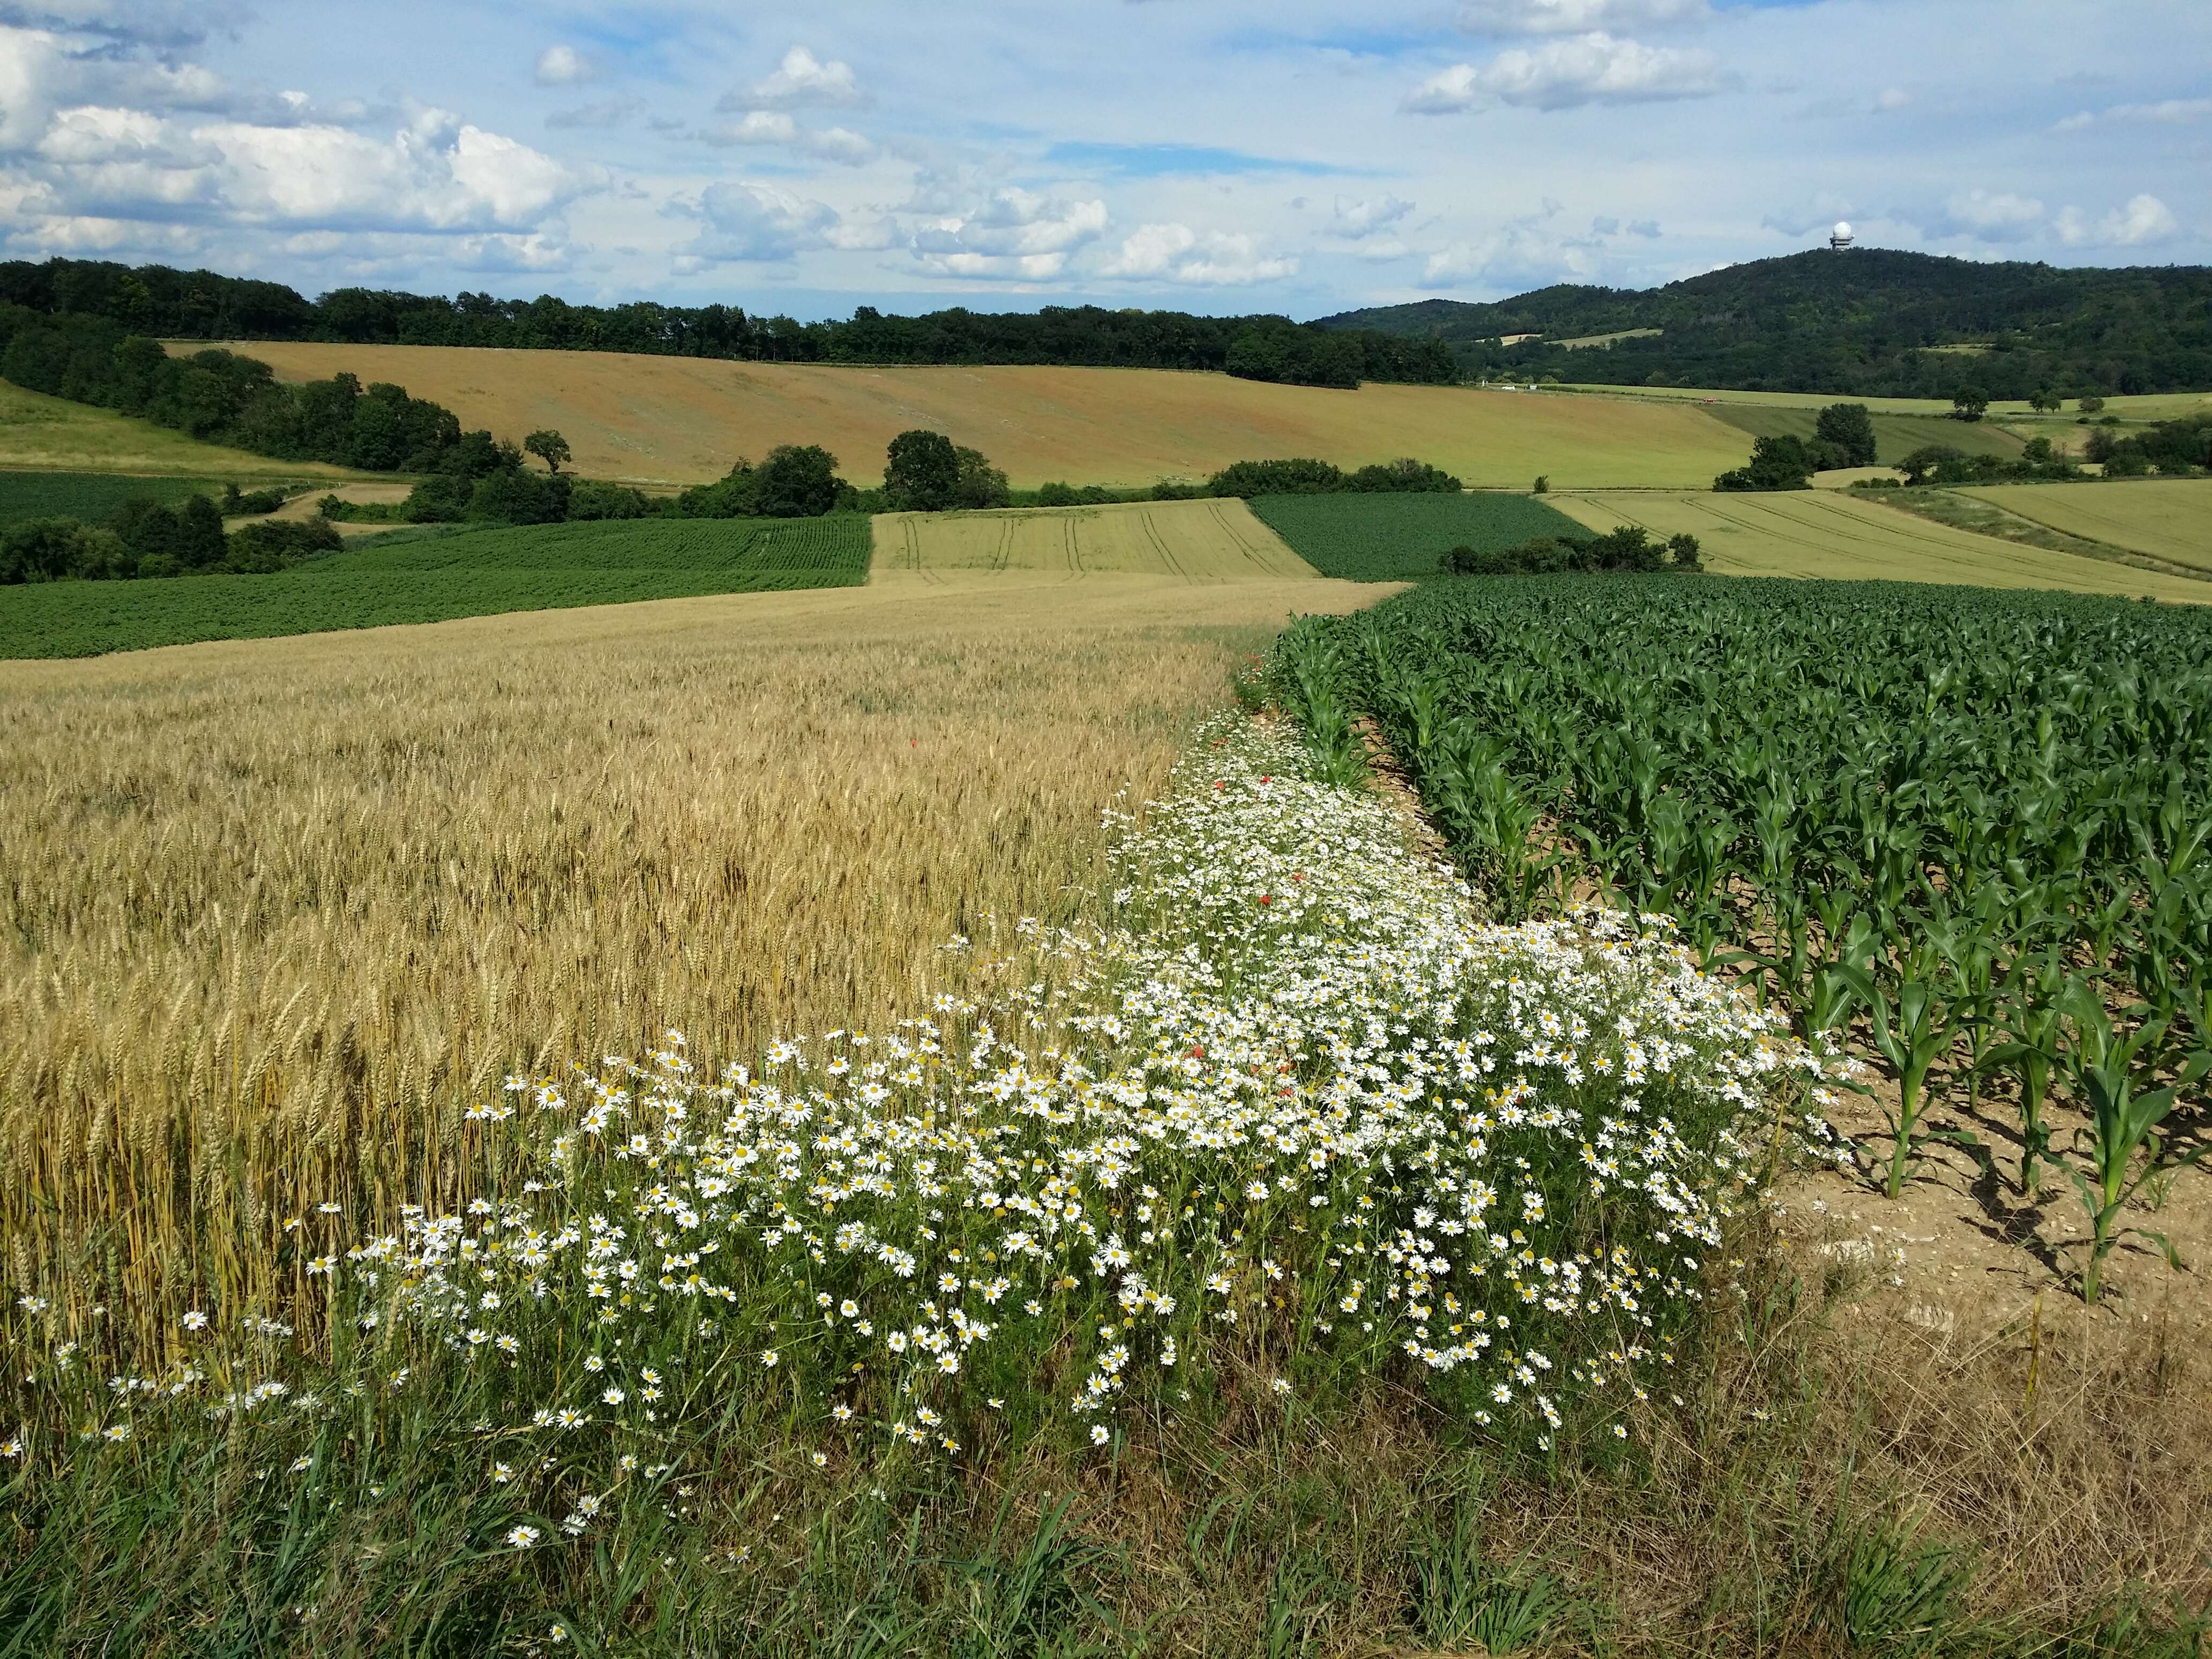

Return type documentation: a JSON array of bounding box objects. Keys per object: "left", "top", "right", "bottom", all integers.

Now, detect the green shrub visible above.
[
  {"left": 565, "top": 479, "right": 656, "bottom": 520},
  {"left": 1714, "top": 435, "right": 1815, "bottom": 492},
  {"left": 219, "top": 483, "right": 288, "bottom": 515},
  {"left": 1439, "top": 527, "right": 1701, "bottom": 577},
  {"left": 0, "top": 517, "right": 136, "bottom": 582}
]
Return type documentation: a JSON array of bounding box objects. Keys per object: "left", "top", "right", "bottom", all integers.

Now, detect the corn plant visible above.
[
  {"left": 1979, "top": 953, "right": 2069, "bottom": 1195},
  {"left": 2054, "top": 987, "right": 2212, "bottom": 1305},
  {"left": 1832, "top": 960, "right": 1964, "bottom": 1198}
]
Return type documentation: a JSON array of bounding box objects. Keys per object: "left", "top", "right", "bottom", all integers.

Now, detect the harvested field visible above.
[
  {"left": 873, "top": 496, "right": 1316, "bottom": 581},
  {"left": 1956, "top": 479, "right": 2212, "bottom": 572},
  {"left": 1551, "top": 488, "right": 2212, "bottom": 601},
  {"left": 175, "top": 341, "right": 1753, "bottom": 490}
]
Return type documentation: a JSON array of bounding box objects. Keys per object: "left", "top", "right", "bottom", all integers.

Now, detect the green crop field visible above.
[
  {"left": 1706, "top": 403, "right": 2024, "bottom": 466},
  {"left": 1245, "top": 491, "right": 1590, "bottom": 581},
  {"left": 0, "top": 514, "right": 872, "bottom": 659},
  {"left": 1277, "top": 575, "right": 2212, "bottom": 1236},
  {"left": 1550, "top": 488, "right": 2212, "bottom": 602},
  {"left": 0, "top": 471, "right": 221, "bottom": 529},
  {"left": 1956, "top": 480, "right": 2212, "bottom": 573}
]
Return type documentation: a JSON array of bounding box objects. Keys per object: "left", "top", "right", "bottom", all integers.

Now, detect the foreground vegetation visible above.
[
  {"left": 5, "top": 715, "right": 1840, "bottom": 1647},
  {"left": 0, "top": 515, "right": 872, "bottom": 657},
  {"left": 5, "top": 663, "right": 2206, "bottom": 1654}
]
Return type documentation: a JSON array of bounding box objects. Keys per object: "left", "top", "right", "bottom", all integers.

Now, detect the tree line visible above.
[
  {"left": 2, "top": 492, "right": 339, "bottom": 585},
  {"left": 1, "top": 304, "right": 488, "bottom": 473},
  {"left": 0, "top": 258, "right": 1458, "bottom": 391}
]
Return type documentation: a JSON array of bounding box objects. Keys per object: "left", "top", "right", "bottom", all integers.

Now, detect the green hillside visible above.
[{"left": 1314, "top": 250, "right": 2212, "bottom": 401}]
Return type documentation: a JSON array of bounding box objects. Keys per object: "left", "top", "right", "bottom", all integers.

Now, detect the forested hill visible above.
[
  {"left": 0, "top": 258, "right": 1453, "bottom": 391},
  {"left": 1313, "top": 250, "right": 2212, "bottom": 399}
]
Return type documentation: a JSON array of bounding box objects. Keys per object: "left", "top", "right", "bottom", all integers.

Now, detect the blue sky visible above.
[{"left": 1, "top": 0, "right": 2204, "bottom": 320}]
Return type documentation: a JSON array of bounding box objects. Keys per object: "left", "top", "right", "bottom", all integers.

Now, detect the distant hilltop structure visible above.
[{"left": 1829, "top": 221, "right": 1855, "bottom": 251}]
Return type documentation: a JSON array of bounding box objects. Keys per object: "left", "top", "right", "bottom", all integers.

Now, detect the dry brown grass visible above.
[
  {"left": 174, "top": 341, "right": 1753, "bottom": 490},
  {"left": 0, "top": 572, "right": 1380, "bottom": 1357}
]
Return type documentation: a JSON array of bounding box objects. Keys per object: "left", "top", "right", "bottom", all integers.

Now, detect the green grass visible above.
[
  {"left": 1245, "top": 492, "right": 1591, "bottom": 581},
  {"left": 0, "top": 514, "right": 873, "bottom": 659},
  {"left": 0, "top": 472, "right": 221, "bottom": 529},
  {"left": 1706, "top": 405, "right": 2025, "bottom": 466}
]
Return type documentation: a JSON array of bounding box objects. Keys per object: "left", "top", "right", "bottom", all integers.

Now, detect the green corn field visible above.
[{"left": 1277, "top": 576, "right": 2212, "bottom": 1296}]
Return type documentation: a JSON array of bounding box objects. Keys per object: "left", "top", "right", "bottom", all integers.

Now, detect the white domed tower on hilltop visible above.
[{"left": 1829, "top": 221, "right": 1855, "bottom": 251}]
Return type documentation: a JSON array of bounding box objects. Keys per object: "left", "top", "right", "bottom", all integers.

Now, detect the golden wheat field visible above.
[
  {"left": 1552, "top": 488, "right": 2212, "bottom": 601},
  {"left": 875, "top": 496, "right": 1317, "bottom": 580},
  {"left": 0, "top": 572, "right": 1381, "bottom": 1354},
  {"left": 173, "top": 340, "right": 1753, "bottom": 491}
]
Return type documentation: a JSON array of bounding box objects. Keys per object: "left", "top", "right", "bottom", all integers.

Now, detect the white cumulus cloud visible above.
[
  {"left": 1404, "top": 32, "right": 1724, "bottom": 113},
  {"left": 678, "top": 180, "right": 843, "bottom": 265},
  {"left": 1102, "top": 222, "right": 1297, "bottom": 286},
  {"left": 911, "top": 187, "right": 1109, "bottom": 280},
  {"left": 1939, "top": 189, "right": 2044, "bottom": 240},
  {"left": 533, "top": 46, "right": 593, "bottom": 86},
  {"left": 2056, "top": 192, "right": 2178, "bottom": 248},
  {"left": 742, "top": 46, "right": 867, "bottom": 109},
  {"left": 699, "top": 108, "right": 877, "bottom": 166},
  {"left": 1327, "top": 193, "right": 1415, "bottom": 237},
  {"left": 1422, "top": 216, "right": 1601, "bottom": 288}
]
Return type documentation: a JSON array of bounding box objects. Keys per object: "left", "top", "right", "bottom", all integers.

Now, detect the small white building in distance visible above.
[{"left": 1829, "top": 221, "right": 1855, "bottom": 250}]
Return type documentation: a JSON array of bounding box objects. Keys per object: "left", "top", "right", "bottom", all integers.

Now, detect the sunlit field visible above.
[
  {"left": 180, "top": 340, "right": 1755, "bottom": 489},
  {"left": 1550, "top": 487, "right": 2212, "bottom": 600}
]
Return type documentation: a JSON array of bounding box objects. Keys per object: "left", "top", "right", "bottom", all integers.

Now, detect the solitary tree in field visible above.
[
  {"left": 524, "top": 429, "right": 572, "bottom": 474},
  {"left": 753, "top": 444, "right": 846, "bottom": 517},
  {"left": 1951, "top": 386, "right": 1990, "bottom": 423},
  {"left": 884, "top": 429, "right": 961, "bottom": 512},
  {"left": 2029, "top": 388, "right": 2061, "bottom": 414},
  {"left": 2078, "top": 394, "right": 2105, "bottom": 415},
  {"left": 1813, "top": 402, "right": 1879, "bottom": 467}
]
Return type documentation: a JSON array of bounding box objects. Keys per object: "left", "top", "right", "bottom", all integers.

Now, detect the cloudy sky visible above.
[{"left": 1, "top": 0, "right": 2205, "bottom": 320}]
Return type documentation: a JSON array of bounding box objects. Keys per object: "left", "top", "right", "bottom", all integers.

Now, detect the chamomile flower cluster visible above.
[{"left": 8, "top": 716, "right": 1832, "bottom": 1492}]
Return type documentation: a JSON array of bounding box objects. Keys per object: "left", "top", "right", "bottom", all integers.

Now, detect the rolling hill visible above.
[
  {"left": 169, "top": 342, "right": 1753, "bottom": 490},
  {"left": 1316, "top": 249, "right": 2212, "bottom": 400}
]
